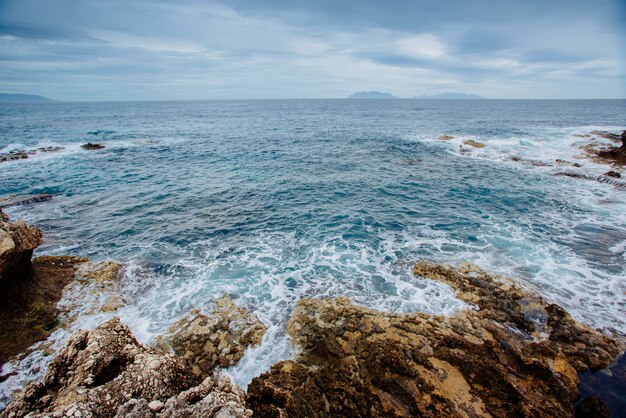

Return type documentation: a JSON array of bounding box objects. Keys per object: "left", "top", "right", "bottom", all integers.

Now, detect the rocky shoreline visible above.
[{"left": 0, "top": 210, "right": 624, "bottom": 417}]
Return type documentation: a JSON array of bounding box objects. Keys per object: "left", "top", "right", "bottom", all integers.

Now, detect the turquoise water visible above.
[{"left": 1, "top": 99, "right": 625, "bottom": 396}]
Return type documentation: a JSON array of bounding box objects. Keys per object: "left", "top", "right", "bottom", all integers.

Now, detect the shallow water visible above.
[{"left": 1, "top": 99, "right": 625, "bottom": 402}]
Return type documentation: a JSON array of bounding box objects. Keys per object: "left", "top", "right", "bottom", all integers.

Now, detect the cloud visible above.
[{"left": 0, "top": 0, "right": 623, "bottom": 99}]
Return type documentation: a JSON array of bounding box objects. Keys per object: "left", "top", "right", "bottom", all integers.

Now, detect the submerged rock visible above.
[
  {"left": 555, "top": 159, "right": 582, "bottom": 168},
  {"left": 0, "top": 152, "right": 29, "bottom": 163},
  {"left": 157, "top": 295, "right": 266, "bottom": 379},
  {"left": 247, "top": 262, "right": 622, "bottom": 418},
  {"left": 463, "top": 139, "right": 486, "bottom": 148},
  {"left": 1, "top": 317, "right": 253, "bottom": 417},
  {"left": 554, "top": 171, "right": 626, "bottom": 190},
  {"left": 590, "top": 130, "right": 622, "bottom": 144},
  {"left": 604, "top": 170, "right": 622, "bottom": 178},
  {"left": 0, "top": 194, "right": 53, "bottom": 208},
  {"left": 81, "top": 143, "right": 105, "bottom": 150},
  {"left": 577, "top": 130, "right": 626, "bottom": 167},
  {"left": 438, "top": 134, "right": 454, "bottom": 141}
]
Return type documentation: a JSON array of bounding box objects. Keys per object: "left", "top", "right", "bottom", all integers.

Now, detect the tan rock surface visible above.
[
  {"left": 157, "top": 295, "right": 266, "bottom": 378},
  {"left": 247, "top": 262, "right": 623, "bottom": 418}
]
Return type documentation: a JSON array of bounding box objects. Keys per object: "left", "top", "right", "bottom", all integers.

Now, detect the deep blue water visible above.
[{"left": 1, "top": 99, "right": 625, "bottom": 392}]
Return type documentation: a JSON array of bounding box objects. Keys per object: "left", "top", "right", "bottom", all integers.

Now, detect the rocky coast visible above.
[{"left": 0, "top": 209, "right": 624, "bottom": 417}]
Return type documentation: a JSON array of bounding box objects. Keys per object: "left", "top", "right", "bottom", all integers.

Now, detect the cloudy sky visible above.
[{"left": 1, "top": 0, "right": 624, "bottom": 100}]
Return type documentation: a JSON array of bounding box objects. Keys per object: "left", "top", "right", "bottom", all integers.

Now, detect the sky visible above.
[{"left": 0, "top": 0, "right": 625, "bottom": 100}]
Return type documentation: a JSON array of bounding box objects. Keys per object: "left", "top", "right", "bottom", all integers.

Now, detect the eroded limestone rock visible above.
[
  {"left": 157, "top": 295, "right": 266, "bottom": 378},
  {"left": 247, "top": 262, "right": 623, "bottom": 418},
  {"left": 2, "top": 317, "right": 253, "bottom": 418}
]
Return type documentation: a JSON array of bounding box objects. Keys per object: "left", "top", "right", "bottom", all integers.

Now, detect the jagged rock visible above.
[
  {"left": 1, "top": 318, "right": 197, "bottom": 417},
  {"left": 0, "top": 213, "right": 42, "bottom": 280},
  {"left": 2, "top": 317, "right": 253, "bottom": 418},
  {"left": 590, "top": 130, "right": 622, "bottom": 144},
  {"left": 555, "top": 159, "right": 582, "bottom": 167},
  {"left": 36, "top": 146, "right": 64, "bottom": 153},
  {"left": 554, "top": 172, "right": 626, "bottom": 190},
  {"left": 157, "top": 295, "right": 266, "bottom": 378},
  {"left": 463, "top": 139, "right": 486, "bottom": 148},
  {"left": 81, "top": 143, "right": 105, "bottom": 150},
  {"left": 0, "top": 211, "right": 89, "bottom": 365},
  {"left": 0, "top": 152, "right": 28, "bottom": 163},
  {"left": 0, "top": 194, "right": 53, "bottom": 208},
  {"left": 438, "top": 134, "right": 454, "bottom": 141},
  {"left": 247, "top": 262, "right": 623, "bottom": 418},
  {"left": 577, "top": 131, "right": 626, "bottom": 166}
]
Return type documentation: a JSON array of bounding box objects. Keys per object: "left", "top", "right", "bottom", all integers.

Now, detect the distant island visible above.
[
  {"left": 0, "top": 93, "right": 56, "bottom": 103},
  {"left": 348, "top": 91, "right": 485, "bottom": 99},
  {"left": 348, "top": 91, "right": 397, "bottom": 99},
  {"left": 412, "top": 92, "right": 485, "bottom": 99}
]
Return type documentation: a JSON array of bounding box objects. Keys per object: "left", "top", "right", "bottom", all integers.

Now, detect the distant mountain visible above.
[
  {"left": 412, "top": 92, "right": 485, "bottom": 99},
  {"left": 0, "top": 93, "right": 56, "bottom": 103},
  {"left": 348, "top": 91, "right": 397, "bottom": 99}
]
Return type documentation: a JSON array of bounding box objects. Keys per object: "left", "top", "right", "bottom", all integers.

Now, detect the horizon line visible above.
[{"left": 2, "top": 97, "right": 626, "bottom": 103}]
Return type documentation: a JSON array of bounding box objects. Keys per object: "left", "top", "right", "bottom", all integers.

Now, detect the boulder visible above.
[
  {"left": 463, "top": 139, "right": 486, "bottom": 148},
  {"left": 157, "top": 295, "right": 266, "bottom": 379},
  {"left": 438, "top": 135, "right": 454, "bottom": 141},
  {"left": 81, "top": 143, "right": 105, "bottom": 150},
  {"left": 2, "top": 317, "right": 253, "bottom": 418},
  {"left": 604, "top": 171, "right": 622, "bottom": 178},
  {"left": 247, "top": 262, "right": 623, "bottom": 418},
  {"left": 0, "top": 211, "right": 87, "bottom": 365},
  {"left": 0, "top": 152, "right": 28, "bottom": 163},
  {"left": 0, "top": 212, "right": 43, "bottom": 286}
]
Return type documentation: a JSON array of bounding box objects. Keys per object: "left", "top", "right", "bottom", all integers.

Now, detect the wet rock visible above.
[
  {"left": 0, "top": 211, "right": 89, "bottom": 365},
  {"left": 2, "top": 317, "right": 253, "bottom": 417},
  {"left": 81, "top": 143, "right": 105, "bottom": 150},
  {"left": 0, "top": 194, "right": 53, "bottom": 208},
  {"left": 1, "top": 317, "right": 200, "bottom": 418},
  {"left": 36, "top": 146, "right": 64, "bottom": 153},
  {"left": 157, "top": 295, "right": 266, "bottom": 379},
  {"left": 0, "top": 213, "right": 43, "bottom": 285},
  {"left": 574, "top": 395, "right": 610, "bottom": 418},
  {"left": 590, "top": 130, "right": 621, "bottom": 144},
  {"left": 247, "top": 262, "right": 623, "bottom": 418},
  {"left": 604, "top": 170, "right": 621, "bottom": 178},
  {"left": 0, "top": 152, "right": 28, "bottom": 163},
  {"left": 438, "top": 134, "right": 454, "bottom": 141},
  {"left": 555, "top": 172, "right": 626, "bottom": 190},
  {"left": 555, "top": 159, "right": 582, "bottom": 167},
  {"left": 463, "top": 139, "right": 486, "bottom": 148},
  {"left": 577, "top": 131, "right": 626, "bottom": 166}
]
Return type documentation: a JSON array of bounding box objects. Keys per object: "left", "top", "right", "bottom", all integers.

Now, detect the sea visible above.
[{"left": 1, "top": 99, "right": 625, "bottom": 406}]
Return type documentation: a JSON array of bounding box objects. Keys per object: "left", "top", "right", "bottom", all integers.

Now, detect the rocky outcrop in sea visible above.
[
  {"left": 246, "top": 263, "right": 623, "bottom": 417},
  {"left": 0, "top": 213, "right": 624, "bottom": 417}
]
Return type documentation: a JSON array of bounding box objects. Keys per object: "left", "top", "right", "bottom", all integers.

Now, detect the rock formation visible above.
[
  {"left": 463, "top": 139, "right": 486, "bottom": 148},
  {"left": 157, "top": 295, "right": 266, "bottom": 379},
  {"left": 0, "top": 210, "right": 89, "bottom": 365},
  {"left": 0, "top": 147, "right": 64, "bottom": 164},
  {"left": 246, "top": 262, "right": 623, "bottom": 418},
  {"left": 1, "top": 317, "right": 252, "bottom": 418},
  {"left": 81, "top": 143, "right": 105, "bottom": 150},
  {"left": 0, "top": 194, "right": 53, "bottom": 208},
  {"left": 578, "top": 130, "right": 626, "bottom": 166}
]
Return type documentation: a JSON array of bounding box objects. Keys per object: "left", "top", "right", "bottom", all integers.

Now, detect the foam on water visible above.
[{"left": 0, "top": 99, "right": 625, "bottom": 404}]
